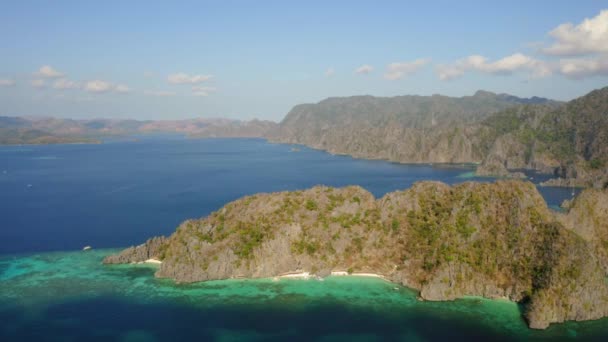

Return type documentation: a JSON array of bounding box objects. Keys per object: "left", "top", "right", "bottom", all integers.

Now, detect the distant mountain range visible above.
[
  {"left": 2, "top": 87, "right": 606, "bottom": 188},
  {"left": 0, "top": 116, "right": 276, "bottom": 145}
]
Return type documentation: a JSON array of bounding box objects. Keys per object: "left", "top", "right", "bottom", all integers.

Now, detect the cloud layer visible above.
[
  {"left": 543, "top": 9, "right": 608, "bottom": 56},
  {"left": 84, "top": 80, "right": 130, "bottom": 93},
  {"left": 436, "top": 53, "right": 551, "bottom": 80},
  {"left": 384, "top": 59, "right": 429, "bottom": 80},
  {"left": 435, "top": 9, "right": 608, "bottom": 81},
  {"left": 354, "top": 65, "right": 374, "bottom": 74},
  {"left": 36, "top": 65, "right": 64, "bottom": 79}
]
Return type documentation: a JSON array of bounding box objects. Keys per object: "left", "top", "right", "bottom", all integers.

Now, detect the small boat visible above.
[{"left": 82, "top": 246, "right": 92, "bottom": 251}]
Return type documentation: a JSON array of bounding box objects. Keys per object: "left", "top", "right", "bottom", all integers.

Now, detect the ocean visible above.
[{"left": 0, "top": 136, "right": 600, "bottom": 341}]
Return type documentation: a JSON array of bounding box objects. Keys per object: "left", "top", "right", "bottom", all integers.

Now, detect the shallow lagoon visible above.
[{"left": 1, "top": 249, "right": 607, "bottom": 341}]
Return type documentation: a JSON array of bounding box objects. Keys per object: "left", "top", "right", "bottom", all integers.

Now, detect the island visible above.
[{"left": 104, "top": 180, "right": 608, "bottom": 330}]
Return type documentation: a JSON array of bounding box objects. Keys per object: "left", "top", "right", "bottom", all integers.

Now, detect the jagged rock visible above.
[{"left": 103, "top": 236, "right": 168, "bottom": 264}]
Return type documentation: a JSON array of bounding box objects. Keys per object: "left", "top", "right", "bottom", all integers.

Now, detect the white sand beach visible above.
[
  {"left": 331, "top": 271, "right": 389, "bottom": 281},
  {"left": 277, "top": 271, "right": 311, "bottom": 279}
]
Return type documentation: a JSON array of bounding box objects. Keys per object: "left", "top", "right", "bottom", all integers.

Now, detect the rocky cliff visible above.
[
  {"left": 266, "top": 88, "right": 608, "bottom": 188},
  {"left": 478, "top": 88, "right": 608, "bottom": 187},
  {"left": 266, "top": 91, "right": 556, "bottom": 164},
  {"left": 105, "top": 181, "right": 608, "bottom": 329}
]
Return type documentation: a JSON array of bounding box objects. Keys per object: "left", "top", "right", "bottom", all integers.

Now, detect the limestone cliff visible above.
[
  {"left": 105, "top": 181, "right": 608, "bottom": 329},
  {"left": 266, "top": 91, "right": 555, "bottom": 164},
  {"left": 266, "top": 87, "right": 608, "bottom": 188},
  {"left": 478, "top": 88, "right": 608, "bottom": 188}
]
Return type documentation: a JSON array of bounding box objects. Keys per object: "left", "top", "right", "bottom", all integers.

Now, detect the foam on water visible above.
[{"left": 1, "top": 249, "right": 608, "bottom": 341}]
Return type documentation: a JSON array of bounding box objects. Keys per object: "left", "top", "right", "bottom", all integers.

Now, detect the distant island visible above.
[
  {"left": 0, "top": 116, "right": 276, "bottom": 145},
  {"left": 2, "top": 87, "right": 607, "bottom": 187},
  {"left": 105, "top": 180, "right": 608, "bottom": 329}
]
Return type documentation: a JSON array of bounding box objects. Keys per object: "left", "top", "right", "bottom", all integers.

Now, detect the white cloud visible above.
[
  {"left": 167, "top": 72, "right": 213, "bottom": 84},
  {"left": 35, "top": 65, "right": 64, "bottom": 78},
  {"left": 325, "top": 67, "right": 335, "bottom": 77},
  {"left": 53, "top": 78, "right": 80, "bottom": 90},
  {"left": 384, "top": 59, "right": 429, "bottom": 80},
  {"left": 558, "top": 55, "right": 608, "bottom": 78},
  {"left": 436, "top": 53, "right": 551, "bottom": 80},
  {"left": 192, "top": 86, "right": 216, "bottom": 97},
  {"left": 84, "top": 80, "right": 113, "bottom": 93},
  {"left": 0, "top": 79, "right": 16, "bottom": 86},
  {"left": 144, "top": 90, "right": 175, "bottom": 97},
  {"left": 31, "top": 79, "right": 46, "bottom": 88},
  {"left": 543, "top": 9, "right": 608, "bottom": 56},
  {"left": 354, "top": 64, "right": 374, "bottom": 74},
  {"left": 83, "top": 80, "right": 130, "bottom": 93}
]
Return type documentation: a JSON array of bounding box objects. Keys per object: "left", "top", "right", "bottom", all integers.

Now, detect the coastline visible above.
[
  {"left": 265, "top": 138, "right": 598, "bottom": 189},
  {"left": 270, "top": 270, "right": 390, "bottom": 282}
]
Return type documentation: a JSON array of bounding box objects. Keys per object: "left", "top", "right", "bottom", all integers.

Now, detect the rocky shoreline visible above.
[{"left": 105, "top": 181, "right": 608, "bottom": 330}]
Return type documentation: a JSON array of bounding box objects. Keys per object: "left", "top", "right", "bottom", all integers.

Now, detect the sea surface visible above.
[{"left": 0, "top": 136, "right": 599, "bottom": 341}]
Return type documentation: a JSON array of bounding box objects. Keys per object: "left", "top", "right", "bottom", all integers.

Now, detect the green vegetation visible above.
[
  {"left": 590, "top": 158, "right": 604, "bottom": 169},
  {"left": 305, "top": 199, "right": 318, "bottom": 210}
]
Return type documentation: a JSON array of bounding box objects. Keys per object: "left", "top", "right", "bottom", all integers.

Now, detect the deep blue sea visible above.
[{"left": 0, "top": 136, "right": 599, "bottom": 341}]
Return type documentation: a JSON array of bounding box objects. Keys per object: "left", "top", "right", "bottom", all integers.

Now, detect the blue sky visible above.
[{"left": 0, "top": 1, "right": 607, "bottom": 121}]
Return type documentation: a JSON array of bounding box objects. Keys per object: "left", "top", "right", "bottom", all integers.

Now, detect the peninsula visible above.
[{"left": 104, "top": 180, "right": 608, "bottom": 329}]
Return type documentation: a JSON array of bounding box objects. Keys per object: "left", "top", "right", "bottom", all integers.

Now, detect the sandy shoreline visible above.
[
  {"left": 332, "top": 271, "right": 389, "bottom": 281},
  {"left": 271, "top": 271, "right": 388, "bottom": 281}
]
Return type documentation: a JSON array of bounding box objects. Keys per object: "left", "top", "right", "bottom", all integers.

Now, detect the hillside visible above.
[
  {"left": 267, "top": 88, "right": 608, "bottom": 188},
  {"left": 0, "top": 127, "right": 98, "bottom": 145},
  {"left": 104, "top": 181, "right": 608, "bottom": 329},
  {"left": 266, "top": 91, "right": 558, "bottom": 164},
  {"left": 478, "top": 87, "right": 608, "bottom": 188}
]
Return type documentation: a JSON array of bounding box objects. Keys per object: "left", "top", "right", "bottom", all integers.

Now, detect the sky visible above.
[{"left": 0, "top": 0, "right": 607, "bottom": 121}]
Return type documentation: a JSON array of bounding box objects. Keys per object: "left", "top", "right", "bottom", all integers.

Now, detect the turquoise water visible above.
[
  {"left": 0, "top": 137, "right": 592, "bottom": 340},
  {"left": 1, "top": 249, "right": 607, "bottom": 341}
]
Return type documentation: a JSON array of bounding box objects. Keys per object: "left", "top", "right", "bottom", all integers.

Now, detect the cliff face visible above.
[
  {"left": 478, "top": 88, "right": 608, "bottom": 187},
  {"left": 105, "top": 181, "right": 608, "bottom": 329}
]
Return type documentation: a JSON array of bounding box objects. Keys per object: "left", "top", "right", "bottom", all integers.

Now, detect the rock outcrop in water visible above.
[{"left": 105, "top": 180, "right": 608, "bottom": 329}]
